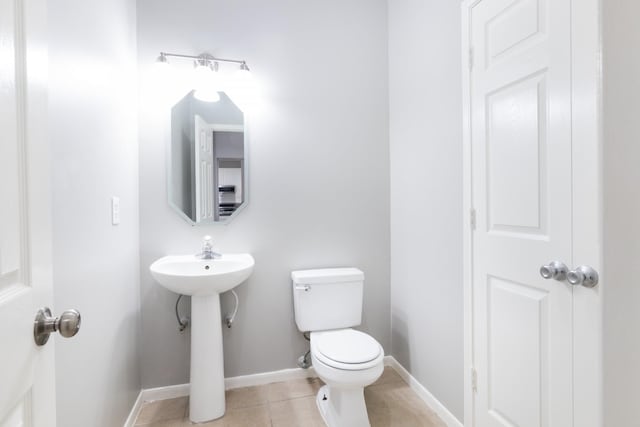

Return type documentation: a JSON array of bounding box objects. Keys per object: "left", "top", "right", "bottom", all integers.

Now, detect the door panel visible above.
[
  {"left": 3, "top": 399, "right": 30, "bottom": 427},
  {"left": 486, "top": 72, "right": 547, "bottom": 235},
  {"left": 485, "top": 0, "right": 546, "bottom": 65},
  {"left": 487, "top": 277, "right": 548, "bottom": 427},
  {"left": 0, "top": 0, "right": 22, "bottom": 287},
  {"left": 0, "top": 0, "right": 36, "bottom": 420},
  {"left": 0, "top": 0, "right": 53, "bottom": 424},
  {"left": 470, "top": 0, "right": 572, "bottom": 425},
  {"left": 0, "top": 288, "right": 35, "bottom": 423}
]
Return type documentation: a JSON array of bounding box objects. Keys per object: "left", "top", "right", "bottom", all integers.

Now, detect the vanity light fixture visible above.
[{"left": 155, "top": 51, "right": 252, "bottom": 102}]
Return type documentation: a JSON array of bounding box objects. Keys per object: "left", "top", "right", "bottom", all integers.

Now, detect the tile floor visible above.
[{"left": 134, "top": 367, "right": 446, "bottom": 427}]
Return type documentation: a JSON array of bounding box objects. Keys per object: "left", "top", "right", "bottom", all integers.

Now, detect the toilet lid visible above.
[{"left": 314, "top": 329, "right": 381, "bottom": 364}]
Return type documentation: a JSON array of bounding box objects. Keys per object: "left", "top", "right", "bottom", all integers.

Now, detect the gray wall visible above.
[
  {"left": 215, "top": 132, "right": 244, "bottom": 160},
  {"left": 602, "top": 1, "right": 640, "bottom": 424},
  {"left": 49, "top": 0, "right": 141, "bottom": 426},
  {"left": 388, "top": 0, "right": 464, "bottom": 421},
  {"left": 137, "top": 0, "right": 390, "bottom": 388}
]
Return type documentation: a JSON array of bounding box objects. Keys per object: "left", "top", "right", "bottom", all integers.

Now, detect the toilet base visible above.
[{"left": 316, "top": 385, "right": 371, "bottom": 427}]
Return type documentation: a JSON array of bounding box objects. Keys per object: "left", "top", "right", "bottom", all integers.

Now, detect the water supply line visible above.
[
  {"left": 175, "top": 290, "right": 240, "bottom": 330},
  {"left": 225, "top": 290, "right": 239, "bottom": 328},
  {"left": 298, "top": 332, "right": 312, "bottom": 369},
  {"left": 175, "top": 294, "right": 190, "bottom": 332}
]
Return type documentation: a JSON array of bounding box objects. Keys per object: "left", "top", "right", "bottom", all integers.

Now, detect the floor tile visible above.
[
  {"left": 223, "top": 405, "right": 271, "bottom": 426},
  {"left": 226, "top": 385, "right": 269, "bottom": 409},
  {"left": 267, "top": 377, "right": 323, "bottom": 402},
  {"left": 371, "top": 366, "right": 404, "bottom": 386},
  {"left": 365, "top": 382, "right": 446, "bottom": 427},
  {"left": 270, "top": 396, "right": 325, "bottom": 427},
  {"left": 134, "top": 418, "right": 195, "bottom": 427},
  {"left": 135, "top": 397, "right": 188, "bottom": 425},
  {"left": 143, "top": 405, "right": 270, "bottom": 427},
  {"left": 134, "top": 368, "right": 448, "bottom": 427}
]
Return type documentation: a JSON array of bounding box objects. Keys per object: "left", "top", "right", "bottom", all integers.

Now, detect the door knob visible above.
[
  {"left": 539, "top": 261, "right": 568, "bottom": 281},
  {"left": 567, "top": 266, "right": 599, "bottom": 288},
  {"left": 34, "top": 307, "right": 81, "bottom": 346}
]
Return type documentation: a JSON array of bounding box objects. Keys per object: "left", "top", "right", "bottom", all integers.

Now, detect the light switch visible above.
[{"left": 111, "top": 197, "right": 120, "bottom": 225}]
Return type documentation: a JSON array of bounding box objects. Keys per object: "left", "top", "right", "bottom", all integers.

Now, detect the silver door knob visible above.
[
  {"left": 567, "top": 266, "right": 599, "bottom": 288},
  {"left": 539, "top": 261, "right": 568, "bottom": 281},
  {"left": 34, "top": 307, "right": 81, "bottom": 346}
]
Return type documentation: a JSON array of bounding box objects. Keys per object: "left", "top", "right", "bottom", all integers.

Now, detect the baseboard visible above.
[
  {"left": 385, "top": 356, "right": 463, "bottom": 427},
  {"left": 122, "top": 382, "right": 189, "bottom": 426},
  {"left": 123, "top": 390, "right": 143, "bottom": 427},
  {"left": 125, "top": 357, "right": 461, "bottom": 427},
  {"left": 383, "top": 354, "right": 394, "bottom": 366},
  {"left": 141, "top": 383, "right": 190, "bottom": 402},
  {"left": 225, "top": 365, "right": 318, "bottom": 389}
]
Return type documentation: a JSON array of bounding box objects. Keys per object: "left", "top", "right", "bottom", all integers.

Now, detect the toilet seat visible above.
[{"left": 311, "top": 329, "right": 383, "bottom": 371}]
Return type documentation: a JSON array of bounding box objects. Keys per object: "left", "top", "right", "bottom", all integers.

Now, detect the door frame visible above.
[{"left": 461, "top": 0, "right": 603, "bottom": 425}]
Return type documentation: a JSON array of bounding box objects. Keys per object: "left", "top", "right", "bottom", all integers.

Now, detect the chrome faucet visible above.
[{"left": 197, "top": 235, "right": 221, "bottom": 259}]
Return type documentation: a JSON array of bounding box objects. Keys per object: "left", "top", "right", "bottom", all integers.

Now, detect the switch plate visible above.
[{"left": 111, "top": 197, "right": 120, "bottom": 225}]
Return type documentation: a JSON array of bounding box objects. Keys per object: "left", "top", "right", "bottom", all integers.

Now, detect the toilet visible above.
[{"left": 292, "top": 268, "right": 384, "bottom": 427}]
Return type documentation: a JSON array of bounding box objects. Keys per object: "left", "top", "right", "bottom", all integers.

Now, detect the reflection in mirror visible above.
[{"left": 169, "top": 91, "right": 246, "bottom": 224}]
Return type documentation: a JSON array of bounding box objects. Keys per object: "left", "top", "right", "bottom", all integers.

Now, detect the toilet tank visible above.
[{"left": 292, "top": 268, "right": 364, "bottom": 332}]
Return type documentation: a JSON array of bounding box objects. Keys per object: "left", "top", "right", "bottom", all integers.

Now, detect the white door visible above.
[
  {"left": 194, "top": 115, "right": 215, "bottom": 222},
  {"left": 0, "top": 0, "right": 56, "bottom": 425},
  {"left": 469, "top": 0, "right": 574, "bottom": 425}
]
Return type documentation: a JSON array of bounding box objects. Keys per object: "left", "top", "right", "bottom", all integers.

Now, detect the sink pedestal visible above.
[
  {"left": 190, "top": 294, "right": 225, "bottom": 422},
  {"left": 149, "top": 253, "right": 255, "bottom": 423}
]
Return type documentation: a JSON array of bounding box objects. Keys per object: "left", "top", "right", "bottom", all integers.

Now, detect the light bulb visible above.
[
  {"left": 193, "top": 61, "right": 220, "bottom": 103},
  {"left": 226, "top": 62, "right": 256, "bottom": 109},
  {"left": 149, "top": 53, "right": 175, "bottom": 101},
  {"left": 194, "top": 88, "right": 220, "bottom": 103},
  {"left": 155, "top": 53, "right": 169, "bottom": 68},
  {"left": 234, "top": 62, "right": 253, "bottom": 88}
]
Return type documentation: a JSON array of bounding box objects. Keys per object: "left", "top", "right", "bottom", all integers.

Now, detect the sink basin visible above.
[
  {"left": 150, "top": 254, "right": 254, "bottom": 296},
  {"left": 149, "top": 253, "right": 255, "bottom": 423}
]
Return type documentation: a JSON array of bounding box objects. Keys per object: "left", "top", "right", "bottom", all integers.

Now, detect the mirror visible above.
[{"left": 169, "top": 91, "right": 247, "bottom": 224}]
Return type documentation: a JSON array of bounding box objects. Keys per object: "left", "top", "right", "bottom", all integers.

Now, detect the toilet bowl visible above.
[
  {"left": 291, "top": 268, "right": 383, "bottom": 427},
  {"left": 311, "top": 329, "right": 384, "bottom": 427}
]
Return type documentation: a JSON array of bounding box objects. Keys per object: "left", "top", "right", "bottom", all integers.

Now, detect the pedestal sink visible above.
[{"left": 149, "top": 253, "right": 254, "bottom": 423}]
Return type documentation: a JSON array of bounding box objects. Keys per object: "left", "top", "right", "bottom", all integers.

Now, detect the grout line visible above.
[{"left": 266, "top": 398, "right": 274, "bottom": 427}]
